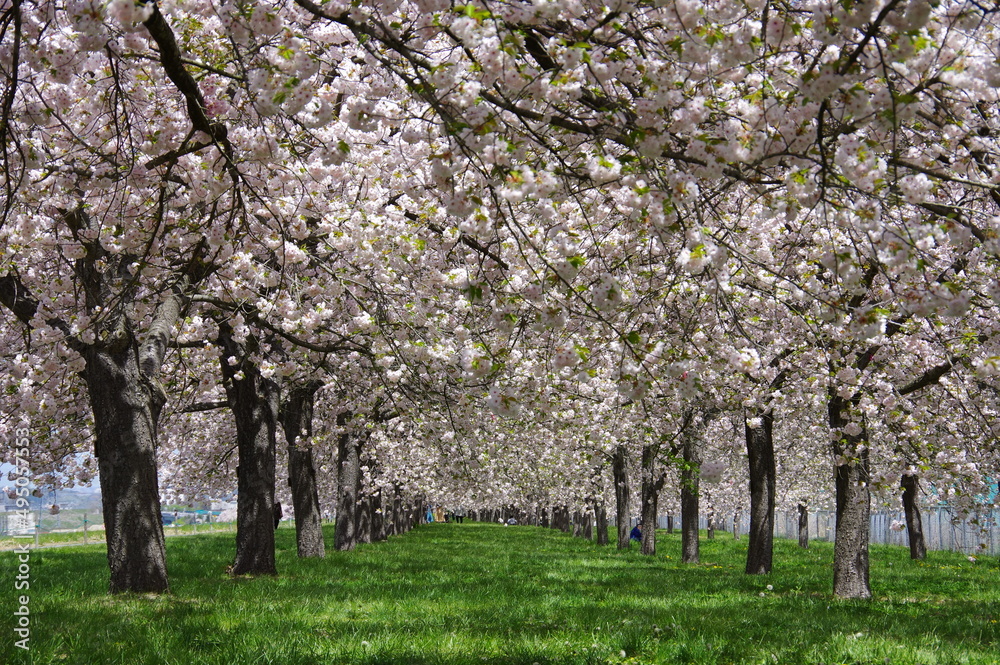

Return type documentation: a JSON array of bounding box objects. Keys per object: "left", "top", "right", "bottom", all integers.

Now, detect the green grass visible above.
[
  {"left": 0, "top": 521, "right": 235, "bottom": 549},
  {"left": 2, "top": 524, "right": 998, "bottom": 664}
]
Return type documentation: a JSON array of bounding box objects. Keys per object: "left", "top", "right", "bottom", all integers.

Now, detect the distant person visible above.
[
  {"left": 454, "top": 507, "right": 465, "bottom": 524},
  {"left": 273, "top": 501, "right": 283, "bottom": 530},
  {"left": 630, "top": 525, "right": 642, "bottom": 542},
  {"left": 507, "top": 517, "right": 518, "bottom": 526}
]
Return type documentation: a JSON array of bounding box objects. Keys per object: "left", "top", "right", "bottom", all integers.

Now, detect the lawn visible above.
[
  {"left": 0, "top": 521, "right": 234, "bottom": 550},
  {"left": 2, "top": 523, "right": 998, "bottom": 664}
]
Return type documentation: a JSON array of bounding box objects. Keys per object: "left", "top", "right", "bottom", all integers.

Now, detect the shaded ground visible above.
[{"left": 1, "top": 523, "right": 997, "bottom": 664}]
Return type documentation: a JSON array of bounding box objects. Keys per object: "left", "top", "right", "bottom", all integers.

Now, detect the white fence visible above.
[
  {"left": 645, "top": 508, "right": 1000, "bottom": 556},
  {"left": 775, "top": 508, "right": 1000, "bottom": 556}
]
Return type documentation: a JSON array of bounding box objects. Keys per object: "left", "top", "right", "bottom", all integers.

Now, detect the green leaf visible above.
[{"left": 460, "top": 3, "right": 491, "bottom": 21}]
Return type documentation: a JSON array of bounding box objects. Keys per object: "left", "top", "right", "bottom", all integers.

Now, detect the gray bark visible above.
[
  {"left": 829, "top": 396, "right": 872, "bottom": 599},
  {"left": 2, "top": 268, "right": 180, "bottom": 594},
  {"left": 280, "top": 383, "right": 325, "bottom": 558},
  {"left": 640, "top": 444, "right": 666, "bottom": 556},
  {"left": 391, "top": 488, "right": 404, "bottom": 536},
  {"left": 371, "top": 489, "right": 385, "bottom": 542},
  {"left": 334, "top": 414, "right": 362, "bottom": 551},
  {"left": 612, "top": 445, "right": 631, "bottom": 549},
  {"left": 596, "top": 500, "right": 609, "bottom": 545},
  {"left": 358, "top": 492, "right": 373, "bottom": 544},
  {"left": 219, "top": 323, "right": 278, "bottom": 577},
  {"left": 745, "top": 410, "right": 776, "bottom": 574},
  {"left": 681, "top": 432, "right": 700, "bottom": 564},
  {"left": 86, "top": 287, "right": 186, "bottom": 592},
  {"left": 84, "top": 336, "right": 170, "bottom": 593},
  {"left": 901, "top": 474, "right": 927, "bottom": 560},
  {"left": 798, "top": 503, "right": 809, "bottom": 548}
]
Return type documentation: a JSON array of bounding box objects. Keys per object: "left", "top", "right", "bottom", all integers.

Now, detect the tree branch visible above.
[
  {"left": 142, "top": 3, "right": 215, "bottom": 137},
  {"left": 139, "top": 287, "right": 186, "bottom": 379},
  {"left": 181, "top": 400, "right": 230, "bottom": 413},
  {"left": 898, "top": 356, "right": 962, "bottom": 396},
  {"left": 918, "top": 202, "right": 989, "bottom": 244},
  {"left": 0, "top": 0, "right": 22, "bottom": 229},
  {"left": 0, "top": 272, "right": 85, "bottom": 352}
]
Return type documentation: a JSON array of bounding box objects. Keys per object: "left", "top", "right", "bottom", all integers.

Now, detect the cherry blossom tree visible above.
[{"left": 4, "top": 0, "right": 1000, "bottom": 602}]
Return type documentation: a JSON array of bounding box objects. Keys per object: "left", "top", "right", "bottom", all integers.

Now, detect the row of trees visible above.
[{"left": 2, "top": 0, "right": 999, "bottom": 599}]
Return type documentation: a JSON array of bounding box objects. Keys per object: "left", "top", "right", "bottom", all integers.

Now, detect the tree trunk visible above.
[
  {"left": 219, "top": 324, "right": 279, "bottom": 577},
  {"left": 381, "top": 488, "right": 393, "bottom": 537},
  {"left": 1, "top": 221, "right": 196, "bottom": 594},
  {"left": 707, "top": 512, "right": 715, "bottom": 539},
  {"left": 572, "top": 510, "right": 583, "bottom": 537},
  {"left": 798, "top": 503, "right": 809, "bottom": 548},
  {"left": 596, "top": 500, "right": 609, "bottom": 545},
  {"left": 280, "top": 383, "right": 325, "bottom": 558},
  {"left": 745, "top": 411, "right": 776, "bottom": 574},
  {"left": 639, "top": 484, "right": 659, "bottom": 556},
  {"left": 901, "top": 474, "right": 927, "bottom": 560},
  {"left": 406, "top": 500, "right": 417, "bottom": 530},
  {"left": 417, "top": 497, "right": 427, "bottom": 525},
  {"left": 612, "top": 444, "right": 631, "bottom": 549},
  {"left": 667, "top": 515, "right": 673, "bottom": 534},
  {"left": 357, "top": 493, "right": 373, "bottom": 544},
  {"left": 371, "top": 490, "right": 385, "bottom": 541},
  {"left": 640, "top": 444, "right": 666, "bottom": 556},
  {"left": 829, "top": 396, "right": 872, "bottom": 599},
  {"left": 681, "top": 432, "right": 700, "bottom": 564},
  {"left": 334, "top": 416, "right": 362, "bottom": 551},
  {"left": 389, "top": 488, "right": 403, "bottom": 536},
  {"left": 83, "top": 340, "right": 170, "bottom": 594},
  {"left": 83, "top": 287, "right": 187, "bottom": 593},
  {"left": 584, "top": 501, "right": 594, "bottom": 540}
]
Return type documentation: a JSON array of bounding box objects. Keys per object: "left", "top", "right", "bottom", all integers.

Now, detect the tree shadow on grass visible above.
[{"left": 2, "top": 523, "right": 997, "bottom": 664}]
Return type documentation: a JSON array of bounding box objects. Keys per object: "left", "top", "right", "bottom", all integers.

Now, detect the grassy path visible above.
[
  {"left": 2, "top": 523, "right": 998, "bottom": 664},
  {"left": 0, "top": 523, "right": 237, "bottom": 551}
]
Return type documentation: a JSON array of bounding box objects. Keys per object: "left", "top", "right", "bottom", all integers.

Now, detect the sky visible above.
[{"left": 0, "top": 462, "right": 101, "bottom": 494}]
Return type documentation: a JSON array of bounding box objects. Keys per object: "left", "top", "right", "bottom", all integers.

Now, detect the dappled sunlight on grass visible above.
[{"left": 1, "top": 523, "right": 998, "bottom": 664}]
